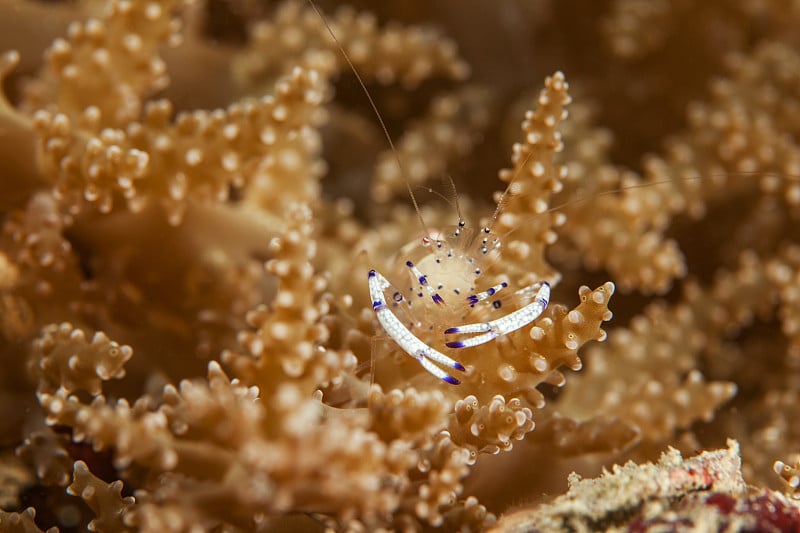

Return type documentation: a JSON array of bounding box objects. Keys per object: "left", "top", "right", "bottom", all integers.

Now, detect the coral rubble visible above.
[
  {"left": 0, "top": 0, "right": 800, "bottom": 531},
  {"left": 492, "top": 441, "right": 800, "bottom": 533}
]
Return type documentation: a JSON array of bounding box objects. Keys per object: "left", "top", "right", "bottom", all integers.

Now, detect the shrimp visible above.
[
  {"left": 367, "top": 228, "right": 551, "bottom": 384},
  {"left": 307, "top": 0, "right": 800, "bottom": 389},
  {"left": 304, "top": 0, "right": 566, "bottom": 386}
]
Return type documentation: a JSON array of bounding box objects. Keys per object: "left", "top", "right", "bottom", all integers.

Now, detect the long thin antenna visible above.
[
  {"left": 485, "top": 148, "right": 537, "bottom": 234},
  {"left": 493, "top": 170, "right": 800, "bottom": 244},
  {"left": 306, "top": 0, "right": 431, "bottom": 236},
  {"left": 468, "top": 170, "right": 797, "bottom": 279},
  {"left": 414, "top": 185, "right": 456, "bottom": 209},
  {"left": 442, "top": 174, "right": 466, "bottom": 224}
]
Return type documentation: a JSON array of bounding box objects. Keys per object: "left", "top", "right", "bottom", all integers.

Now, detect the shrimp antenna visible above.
[
  {"left": 485, "top": 148, "right": 539, "bottom": 235},
  {"left": 306, "top": 0, "right": 432, "bottom": 238},
  {"left": 410, "top": 175, "right": 465, "bottom": 219},
  {"left": 441, "top": 174, "right": 466, "bottom": 225},
  {"left": 493, "top": 170, "right": 800, "bottom": 245},
  {"left": 414, "top": 185, "right": 457, "bottom": 210}
]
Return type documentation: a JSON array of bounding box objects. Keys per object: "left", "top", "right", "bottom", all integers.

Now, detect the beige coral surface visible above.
[{"left": 0, "top": 0, "right": 800, "bottom": 531}]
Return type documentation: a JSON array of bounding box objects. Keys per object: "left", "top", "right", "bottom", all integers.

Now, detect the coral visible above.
[
  {"left": 30, "top": 322, "right": 134, "bottom": 396},
  {"left": 67, "top": 460, "right": 134, "bottom": 532},
  {"left": 371, "top": 86, "right": 491, "bottom": 205},
  {"left": 491, "top": 441, "right": 800, "bottom": 533},
  {"left": 0, "top": 0, "right": 799, "bottom": 531},
  {"left": 0, "top": 453, "right": 33, "bottom": 510},
  {"left": 0, "top": 508, "right": 56, "bottom": 533},
  {"left": 233, "top": 0, "right": 469, "bottom": 90},
  {"left": 15, "top": 424, "right": 72, "bottom": 488},
  {"left": 774, "top": 456, "right": 800, "bottom": 496},
  {"left": 32, "top": 66, "right": 328, "bottom": 223},
  {"left": 20, "top": 0, "right": 180, "bottom": 123},
  {"left": 487, "top": 70, "right": 571, "bottom": 287}
]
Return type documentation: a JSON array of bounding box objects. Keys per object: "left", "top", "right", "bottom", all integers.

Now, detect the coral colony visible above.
[{"left": 1, "top": 0, "right": 800, "bottom": 531}]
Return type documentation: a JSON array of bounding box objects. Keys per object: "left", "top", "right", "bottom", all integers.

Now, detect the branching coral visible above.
[
  {"left": 1, "top": 0, "right": 800, "bottom": 531},
  {"left": 67, "top": 460, "right": 135, "bottom": 532},
  {"left": 0, "top": 507, "right": 56, "bottom": 533},
  {"left": 233, "top": 0, "right": 469, "bottom": 90},
  {"left": 370, "top": 86, "right": 491, "bottom": 205},
  {"left": 32, "top": 65, "right": 328, "bottom": 223}
]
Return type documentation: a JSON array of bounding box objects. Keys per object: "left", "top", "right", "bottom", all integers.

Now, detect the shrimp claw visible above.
[
  {"left": 445, "top": 282, "right": 550, "bottom": 348},
  {"left": 368, "top": 269, "right": 466, "bottom": 384}
]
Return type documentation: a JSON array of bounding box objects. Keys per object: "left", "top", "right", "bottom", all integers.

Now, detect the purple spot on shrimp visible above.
[
  {"left": 493, "top": 300, "right": 502, "bottom": 309},
  {"left": 446, "top": 341, "right": 466, "bottom": 348},
  {"left": 432, "top": 293, "right": 445, "bottom": 305},
  {"left": 419, "top": 275, "right": 427, "bottom": 285},
  {"left": 406, "top": 261, "right": 414, "bottom": 267},
  {"left": 444, "top": 327, "right": 459, "bottom": 334},
  {"left": 368, "top": 270, "right": 376, "bottom": 278},
  {"left": 487, "top": 288, "right": 496, "bottom": 295},
  {"left": 393, "top": 292, "right": 403, "bottom": 302},
  {"left": 453, "top": 362, "right": 466, "bottom": 372},
  {"left": 467, "top": 295, "right": 479, "bottom": 307},
  {"left": 501, "top": 282, "right": 508, "bottom": 288},
  {"left": 372, "top": 301, "right": 385, "bottom": 310},
  {"left": 443, "top": 375, "right": 460, "bottom": 385}
]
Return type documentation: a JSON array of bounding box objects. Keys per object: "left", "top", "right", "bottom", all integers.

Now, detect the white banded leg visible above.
[
  {"left": 405, "top": 261, "right": 445, "bottom": 306},
  {"left": 466, "top": 281, "right": 509, "bottom": 307},
  {"left": 445, "top": 282, "right": 550, "bottom": 348},
  {"left": 369, "top": 269, "right": 465, "bottom": 384}
]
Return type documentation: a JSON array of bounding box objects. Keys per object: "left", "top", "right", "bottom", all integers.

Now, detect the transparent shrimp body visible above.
[{"left": 368, "top": 220, "right": 550, "bottom": 384}]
